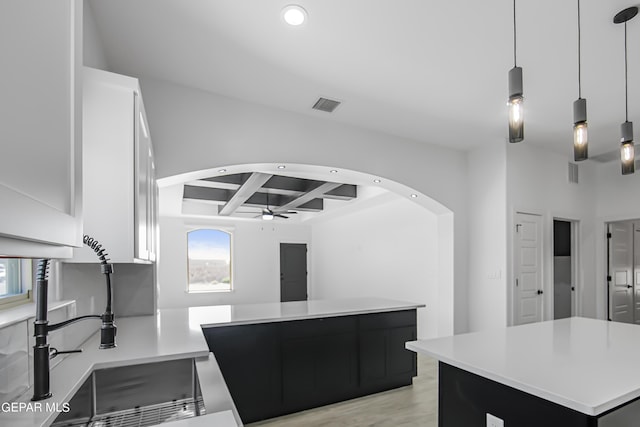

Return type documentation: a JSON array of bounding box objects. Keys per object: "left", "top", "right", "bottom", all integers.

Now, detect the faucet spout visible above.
[{"left": 32, "top": 235, "right": 117, "bottom": 401}]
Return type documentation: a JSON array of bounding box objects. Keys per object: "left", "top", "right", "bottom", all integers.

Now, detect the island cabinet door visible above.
[
  {"left": 280, "top": 316, "right": 358, "bottom": 412},
  {"left": 358, "top": 310, "right": 417, "bottom": 392},
  {"left": 201, "top": 324, "right": 282, "bottom": 424},
  {"left": 439, "top": 363, "right": 599, "bottom": 427}
]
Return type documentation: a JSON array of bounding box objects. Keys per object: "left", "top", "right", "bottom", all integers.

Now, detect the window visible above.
[
  {"left": 187, "top": 229, "right": 232, "bottom": 292},
  {"left": 0, "top": 259, "right": 33, "bottom": 309}
]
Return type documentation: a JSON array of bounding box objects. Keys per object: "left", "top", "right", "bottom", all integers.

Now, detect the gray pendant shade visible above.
[
  {"left": 508, "top": 66, "right": 524, "bottom": 143},
  {"left": 507, "top": 0, "right": 524, "bottom": 143},
  {"left": 621, "top": 121, "right": 635, "bottom": 175},
  {"left": 573, "top": 0, "right": 588, "bottom": 161},
  {"left": 615, "top": 6, "right": 638, "bottom": 175},
  {"left": 573, "top": 98, "right": 588, "bottom": 161}
]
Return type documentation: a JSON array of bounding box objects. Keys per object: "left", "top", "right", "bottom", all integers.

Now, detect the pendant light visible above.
[
  {"left": 573, "top": 0, "right": 588, "bottom": 161},
  {"left": 508, "top": 0, "right": 524, "bottom": 143},
  {"left": 614, "top": 6, "right": 638, "bottom": 175}
]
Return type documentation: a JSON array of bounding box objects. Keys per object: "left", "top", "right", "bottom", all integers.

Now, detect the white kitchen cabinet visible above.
[
  {"left": 71, "top": 68, "right": 157, "bottom": 263},
  {"left": 0, "top": 0, "right": 82, "bottom": 258}
]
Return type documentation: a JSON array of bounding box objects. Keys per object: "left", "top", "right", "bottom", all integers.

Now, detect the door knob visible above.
[
  {"left": 628, "top": 285, "right": 633, "bottom": 289},
  {"left": 537, "top": 290, "right": 544, "bottom": 295}
]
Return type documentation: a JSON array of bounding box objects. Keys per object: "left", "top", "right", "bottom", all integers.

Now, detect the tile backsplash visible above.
[{"left": 0, "top": 321, "right": 29, "bottom": 403}]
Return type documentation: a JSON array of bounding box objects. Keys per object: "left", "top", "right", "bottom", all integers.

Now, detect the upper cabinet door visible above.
[
  {"left": 71, "top": 67, "right": 157, "bottom": 264},
  {"left": 0, "top": 0, "right": 83, "bottom": 255}
]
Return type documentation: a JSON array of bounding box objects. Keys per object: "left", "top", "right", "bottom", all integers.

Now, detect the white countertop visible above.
[
  {"left": 0, "top": 300, "right": 75, "bottom": 329},
  {"left": 406, "top": 317, "right": 640, "bottom": 416},
  {"left": 0, "top": 298, "right": 421, "bottom": 426},
  {"left": 191, "top": 297, "right": 425, "bottom": 328},
  {"left": 0, "top": 309, "right": 238, "bottom": 427}
]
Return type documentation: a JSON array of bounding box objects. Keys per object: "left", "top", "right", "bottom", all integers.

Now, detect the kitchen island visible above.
[
  {"left": 407, "top": 317, "right": 640, "bottom": 427},
  {"left": 199, "top": 297, "right": 425, "bottom": 424}
]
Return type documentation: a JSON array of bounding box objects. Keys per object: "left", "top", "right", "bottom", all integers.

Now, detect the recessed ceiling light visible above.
[
  {"left": 277, "top": 165, "right": 286, "bottom": 169},
  {"left": 330, "top": 169, "right": 338, "bottom": 174},
  {"left": 218, "top": 169, "right": 227, "bottom": 173},
  {"left": 410, "top": 194, "right": 418, "bottom": 198},
  {"left": 373, "top": 179, "right": 381, "bottom": 183},
  {"left": 282, "top": 4, "right": 307, "bottom": 26}
]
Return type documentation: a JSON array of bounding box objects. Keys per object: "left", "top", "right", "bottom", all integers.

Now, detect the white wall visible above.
[
  {"left": 310, "top": 195, "right": 438, "bottom": 339},
  {"left": 506, "top": 143, "right": 598, "bottom": 323},
  {"left": 83, "top": 1, "right": 108, "bottom": 70},
  {"left": 141, "top": 77, "right": 467, "bottom": 334},
  {"left": 467, "top": 142, "right": 508, "bottom": 331},
  {"left": 158, "top": 215, "right": 311, "bottom": 308}
]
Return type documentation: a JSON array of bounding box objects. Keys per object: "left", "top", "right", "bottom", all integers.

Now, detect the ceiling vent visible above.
[
  {"left": 312, "top": 97, "right": 341, "bottom": 113},
  {"left": 568, "top": 162, "right": 579, "bottom": 184}
]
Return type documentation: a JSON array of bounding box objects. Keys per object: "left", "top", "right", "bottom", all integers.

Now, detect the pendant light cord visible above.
[
  {"left": 577, "top": 0, "right": 582, "bottom": 98},
  {"left": 513, "top": 0, "right": 517, "bottom": 67},
  {"left": 625, "top": 21, "right": 629, "bottom": 121}
]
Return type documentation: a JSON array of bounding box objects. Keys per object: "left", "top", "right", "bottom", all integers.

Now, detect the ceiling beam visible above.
[
  {"left": 278, "top": 182, "right": 342, "bottom": 211},
  {"left": 183, "top": 185, "right": 233, "bottom": 203},
  {"left": 325, "top": 184, "right": 357, "bottom": 200},
  {"left": 242, "top": 194, "right": 324, "bottom": 212},
  {"left": 218, "top": 172, "right": 273, "bottom": 216}
]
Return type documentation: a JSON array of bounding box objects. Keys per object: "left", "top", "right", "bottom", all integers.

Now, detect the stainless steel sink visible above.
[{"left": 52, "top": 358, "right": 205, "bottom": 427}]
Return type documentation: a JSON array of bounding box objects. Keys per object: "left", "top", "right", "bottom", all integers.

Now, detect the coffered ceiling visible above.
[
  {"left": 89, "top": 0, "right": 640, "bottom": 161},
  {"left": 183, "top": 172, "right": 357, "bottom": 219}
]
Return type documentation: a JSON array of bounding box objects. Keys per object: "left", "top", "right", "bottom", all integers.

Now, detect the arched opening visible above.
[{"left": 157, "top": 163, "right": 454, "bottom": 339}]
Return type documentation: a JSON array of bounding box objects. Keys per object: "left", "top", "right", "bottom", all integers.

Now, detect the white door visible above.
[
  {"left": 609, "top": 221, "right": 634, "bottom": 323},
  {"left": 514, "top": 213, "right": 544, "bottom": 325},
  {"left": 635, "top": 226, "right": 640, "bottom": 324}
]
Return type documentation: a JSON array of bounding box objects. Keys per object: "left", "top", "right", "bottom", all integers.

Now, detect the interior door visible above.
[
  {"left": 514, "top": 213, "right": 543, "bottom": 325},
  {"left": 553, "top": 220, "right": 573, "bottom": 320},
  {"left": 609, "top": 221, "right": 634, "bottom": 323},
  {"left": 635, "top": 226, "right": 640, "bottom": 324},
  {"left": 280, "top": 243, "right": 308, "bottom": 302}
]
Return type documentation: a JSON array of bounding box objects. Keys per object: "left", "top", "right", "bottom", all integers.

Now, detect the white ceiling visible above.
[{"left": 89, "top": 0, "right": 640, "bottom": 160}]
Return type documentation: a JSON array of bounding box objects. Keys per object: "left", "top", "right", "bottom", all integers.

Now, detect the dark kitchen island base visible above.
[
  {"left": 202, "top": 309, "right": 417, "bottom": 424},
  {"left": 439, "top": 362, "right": 640, "bottom": 427}
]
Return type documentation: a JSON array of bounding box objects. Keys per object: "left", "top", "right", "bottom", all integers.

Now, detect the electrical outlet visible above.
[{"left": 486, "top": 413, "right": 504, "bottom": 427}]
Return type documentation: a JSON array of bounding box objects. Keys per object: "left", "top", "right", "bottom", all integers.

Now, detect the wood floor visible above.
[{"left": 248, "top": 355, "right": 438, "bottom": 427}]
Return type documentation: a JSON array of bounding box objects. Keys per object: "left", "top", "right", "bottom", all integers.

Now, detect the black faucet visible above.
[{"left": 31, "top": 235, "right": 117, "bottom": 401}]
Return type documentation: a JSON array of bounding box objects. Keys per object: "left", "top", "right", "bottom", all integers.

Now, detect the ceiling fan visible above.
[
  {"left": 258, "top": 206, "right": 297, "bottom": 220},
  {"left": 243, "top": 192, "right": 297, "bottom": 220}
]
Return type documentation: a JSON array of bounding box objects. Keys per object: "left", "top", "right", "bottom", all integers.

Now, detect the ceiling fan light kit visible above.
[{"left": 258, "top": 192, "right": 298, "bottom": 220}]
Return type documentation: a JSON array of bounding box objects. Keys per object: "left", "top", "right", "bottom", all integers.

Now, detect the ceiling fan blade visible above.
[{"left": 275, "top": 214, "right": 289, "bottom": 219}]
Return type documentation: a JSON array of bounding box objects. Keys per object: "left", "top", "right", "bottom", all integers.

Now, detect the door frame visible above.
[
  {"left": 511, "top": 210, "right": 544, "bottom": 325},
  {"left": 550, "top": 217, "right": 581, "bottom": 319},
  {"left": 605, "top": 218, "right": 640, "bottom": 322},
  {"left": 279, "top": 239, "right": 311, "bottom": 301}
]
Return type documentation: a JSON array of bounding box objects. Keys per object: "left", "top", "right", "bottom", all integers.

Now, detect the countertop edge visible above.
[
  {"left": 0, "top": 300, "right": 75, "bottom": 329},
  {"left": 406, "top": 340, "right": 629, "bottom": 417},
  {"left": 200, "top": 303, "right": 425, "bottom": 328}
]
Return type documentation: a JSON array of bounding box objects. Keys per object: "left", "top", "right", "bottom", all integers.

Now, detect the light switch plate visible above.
[{"left": 487, "top": 413, "right": 504, "bottom": 427}]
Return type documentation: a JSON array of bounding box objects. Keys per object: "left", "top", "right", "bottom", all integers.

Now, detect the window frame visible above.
[
  {"left": 185, "top": 226, "right": 234, "bottom": 294},
  {"left": 0, "top": 259, "right": 33, "bottom": 310}
]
